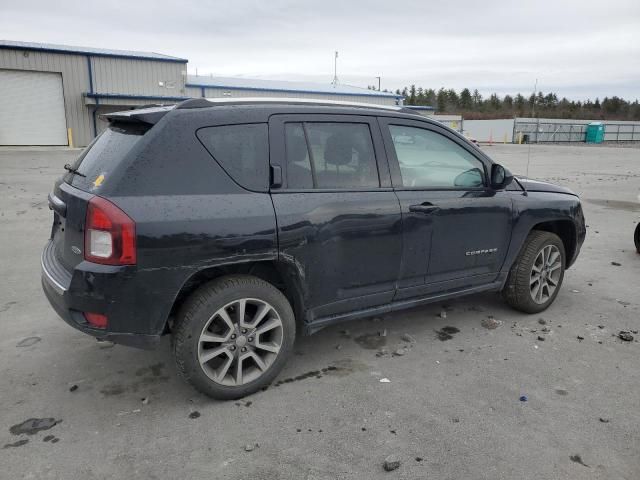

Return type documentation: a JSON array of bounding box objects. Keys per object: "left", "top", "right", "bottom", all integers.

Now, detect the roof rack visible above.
[{"left": 176, "top": 97, "right": 414, "bottom": 113}]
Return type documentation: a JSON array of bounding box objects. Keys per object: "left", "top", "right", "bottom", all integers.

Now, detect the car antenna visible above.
[{"left": 518, "top": 79, "right": 538, "bottom": 197}]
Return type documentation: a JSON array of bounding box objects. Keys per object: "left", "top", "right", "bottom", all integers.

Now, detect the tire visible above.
[
  {"left": 173, "top": 274, "right": 295, "bottom": 400},
  {"left": 634, "top": 223, "right": 640, "bottom": 254},
  {"left": 503, "top": 231, "right": 566, "bottom": 314}
]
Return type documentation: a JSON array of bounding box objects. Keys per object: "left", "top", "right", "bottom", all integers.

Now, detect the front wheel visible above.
[
  {"left": 503, "top": 231, "right": 566, "bottom": 314},
  {"left": 634, "top": 223, "right": 640, "bottom": 254},
  {"left": 173, "top": 275, "right": 295, "bottom": 400}
]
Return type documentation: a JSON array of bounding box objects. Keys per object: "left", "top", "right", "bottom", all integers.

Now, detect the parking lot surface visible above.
[{"left": 1, "top": 144, "right": 639, "bottom": 479}]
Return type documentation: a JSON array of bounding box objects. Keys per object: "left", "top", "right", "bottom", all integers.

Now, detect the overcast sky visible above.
[{"left": 2, "top": 0, "right": 639, "bottom": 100}]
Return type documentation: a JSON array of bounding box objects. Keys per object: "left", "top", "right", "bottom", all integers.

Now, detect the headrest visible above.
[{"left": 324, "top": 133, "right": 355, "bottom": 166}]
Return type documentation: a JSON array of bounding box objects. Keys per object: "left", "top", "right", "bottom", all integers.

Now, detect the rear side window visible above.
[
  {"left": 284, "top": 122, "right": 379, "bottom": 189},
  {"left": 65, "top": 123, "right": 145, "bottom": 192},
  {"left": 197, "top": 124, "right": 268, "bottom": 191}
]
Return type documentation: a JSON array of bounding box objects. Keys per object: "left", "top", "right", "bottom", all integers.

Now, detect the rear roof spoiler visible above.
[{"left": 101, "top": 105, "right": 175, "bottom": 125}]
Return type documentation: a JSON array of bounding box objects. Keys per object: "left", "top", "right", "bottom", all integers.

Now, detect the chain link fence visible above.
[{"left": 514, "top": 120, "right": 640, "bottom": 143}]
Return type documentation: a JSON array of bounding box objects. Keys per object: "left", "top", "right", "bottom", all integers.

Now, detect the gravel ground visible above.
[{"left": 1, "top": 143, "right": 639, "bottom": 479}]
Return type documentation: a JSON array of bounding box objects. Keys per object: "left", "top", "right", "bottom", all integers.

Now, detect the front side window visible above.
[
  {"left": 284, "top": 122, "right": 379, "bottom": 189},
  {"left": 389, "top": 125, "right": 485, "bottom": 189},
  {"left": 197, "top": 123, "right": 269, "bottom": 191}
]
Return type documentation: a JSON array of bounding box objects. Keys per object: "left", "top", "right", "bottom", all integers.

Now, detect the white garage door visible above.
[{"left": 0, "top": 69, "right": 68, "bottom": 146}]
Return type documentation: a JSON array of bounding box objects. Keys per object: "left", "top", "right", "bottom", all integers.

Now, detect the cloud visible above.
[{"left": 1, "top": 0, "right": 638, "bottom": 99}]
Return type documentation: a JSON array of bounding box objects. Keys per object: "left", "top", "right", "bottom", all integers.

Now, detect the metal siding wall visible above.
[
  {"left": 463, "top": 119, "right": 515, "bottom": 142},
  {"left": 185, "top": 86, "right": 202, "bottom": 97},
  {"left": 92, "top": 57, "right": 186, "bottom": 97},
  {"left": 0, "top": 48, "right": 93, "bottom": 145},
  {"left": 199, "top": 87, "right": 397, "bottom": 105}
]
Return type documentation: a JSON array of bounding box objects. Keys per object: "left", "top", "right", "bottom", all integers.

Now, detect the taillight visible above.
[{"left": 85, "top": 196, "right": 136, "bottom": 265}]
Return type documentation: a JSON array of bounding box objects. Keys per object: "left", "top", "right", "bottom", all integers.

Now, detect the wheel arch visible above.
[
  {"left": 166, "top": 260, "right": 307, "bottom": 335},
  {"left": 531, "top": 219, "right": 577, "bottom": 268}
]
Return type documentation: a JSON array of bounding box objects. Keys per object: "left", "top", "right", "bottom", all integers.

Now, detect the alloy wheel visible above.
[
  {"left": 529, "top": 244, "right": 562, "bottom": 304},
  {"left": 197, "top": 298, "right": 283, "bottom": 386}
]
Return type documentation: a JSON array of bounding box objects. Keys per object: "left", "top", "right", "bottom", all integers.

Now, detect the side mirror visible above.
[{"left": 491, "top": 164, "right": 514, "bottom": 190}]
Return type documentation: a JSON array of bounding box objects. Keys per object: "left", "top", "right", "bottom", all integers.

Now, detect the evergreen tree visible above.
[
  {"left": 459, "top": 88, "right": 473, "bottom": 110},
  {"left": 503, "top": 95, "right": 513, "bottom": 109},
  {"left": 472, "top": 89, "right": 482, "bottom": 107},
  {"left": 392, "top": 84, "right": 639, "bottom": 120},
  {"left": 409, "top": 85, "right": 417, "bottom": 105},
  {"left": 489, "top": 93, "right": 501, "bottom": 110},
  {"left": 514, "top": 94, "right": 525, "bottom": 113},
  {"left": 424, "top": 89, "right": 437, "bottom": 107},
  {"left": 436, "top": 88, "right": 447, "bottom": 112},
  {"left": 447, "top": 89, "right": 459, "bottom": 110}
]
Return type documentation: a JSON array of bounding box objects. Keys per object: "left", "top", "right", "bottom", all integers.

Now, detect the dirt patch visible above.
[
  {"left": 435, "top": 326, "right": 460, "bottom": 341},
  {"left": 570, "top": 454, "right": 589, "bottom": 467},
  {"left": 10, "top": 418, "right": 60, "bottom": 435},
  {"left": 354, "top": 333, "right": 387, "bottom": 350},
  {"left": 3, "top": 439, "right": 29, "bottom": 449}
]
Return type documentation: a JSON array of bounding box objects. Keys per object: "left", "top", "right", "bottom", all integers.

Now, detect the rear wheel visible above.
[
  {"left": 503, "top": 231, "right": 566, "bottom": 313},
  {"left": 173, "top": 275, "right": 295, "bottom": 400},
  {"left": 634, "top": 223, "right": 640, "bottom": 254}
]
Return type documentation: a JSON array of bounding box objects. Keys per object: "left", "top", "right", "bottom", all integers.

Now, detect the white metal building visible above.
[
  {"left": 185, "top": 75, "right": 402, "bottom": 107},
  {"left": 0, "top": 40, "right": 404, "bottom": 147},
  {"left": 0, "top": 40, "right": 189, "bottom": 147}
]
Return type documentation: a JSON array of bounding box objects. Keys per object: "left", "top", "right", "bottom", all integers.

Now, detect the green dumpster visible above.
[{"left": 585, "top": 122, "right": 605, "bottom": 143}]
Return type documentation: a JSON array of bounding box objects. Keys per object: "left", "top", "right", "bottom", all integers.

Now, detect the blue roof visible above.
[
  {"left": 186, "top": 75, "right": 401, "bottom": 98},
  {"left": 0, "top": 40, "right": 188, "bottom": 63}
]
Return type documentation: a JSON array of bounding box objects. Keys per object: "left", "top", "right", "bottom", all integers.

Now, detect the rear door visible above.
[
  {"left": 269, "top": 114, "right": 402, "bottom": 320},
  {"left": 49, "top": 124, "right": 147, "bottom": 272},
  {"left": 379, "top": 117, "right": 513, "bottom": 298}
]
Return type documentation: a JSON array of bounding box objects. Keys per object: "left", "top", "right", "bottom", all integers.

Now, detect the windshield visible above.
[{"left": 64, "top": 123, "right": 146, "bottom": 192}]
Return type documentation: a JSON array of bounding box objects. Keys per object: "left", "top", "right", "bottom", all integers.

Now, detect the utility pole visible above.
[
  {"left": 375, "top": 76, "right": 381, "bottom": 91},
  {"left": 526, "top": 78, "right": 538, "bottom": 177},
  {"left": 332, "top": 51, "right": 339, "bottom": 86}
]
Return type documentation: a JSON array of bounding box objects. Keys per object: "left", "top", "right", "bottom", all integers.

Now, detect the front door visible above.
[
  {"left": 269, "top": 114, "right": 402, "bottom": 321},
  {"left": 379, "top": 118, "right": 513, "bottom": 298}
]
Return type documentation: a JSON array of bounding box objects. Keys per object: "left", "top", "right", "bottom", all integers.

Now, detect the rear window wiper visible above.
[{"left": 63, "top": 164, "right": 86, "bottom": 177}]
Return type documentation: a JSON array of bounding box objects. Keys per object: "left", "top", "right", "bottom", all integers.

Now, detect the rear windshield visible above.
[{"left": 65, "top": 123, "right": 146, "bottom": 192}]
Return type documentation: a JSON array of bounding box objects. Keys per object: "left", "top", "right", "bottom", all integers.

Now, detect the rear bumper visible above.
[{"left": 41, "top": 240, "right": 161, "bottom": 349}]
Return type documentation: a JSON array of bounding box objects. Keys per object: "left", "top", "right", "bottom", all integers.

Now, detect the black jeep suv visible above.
[{"left": 42, "top": 98, "right": 586, "bottom": 399}]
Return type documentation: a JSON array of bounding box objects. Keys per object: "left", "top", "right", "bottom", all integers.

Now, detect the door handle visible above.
[
  {"left": 409, "top": 202, "right": 439, "bottom": 214},
  {"left": 270, "top": 165, "right": 283, "bottom": 188}
]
